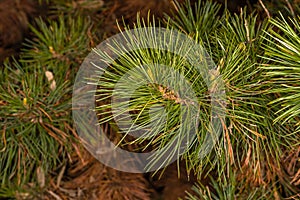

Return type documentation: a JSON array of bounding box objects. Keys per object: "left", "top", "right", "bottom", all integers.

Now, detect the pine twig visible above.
[
  {"left": 258, "top": 0, "right": 270, "bottom": 19},
  {"left": 285, "top": 0, "right": 295, "bottom": 17}
]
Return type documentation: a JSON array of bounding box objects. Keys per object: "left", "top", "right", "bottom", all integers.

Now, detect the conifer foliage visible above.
[{"left": 0, "top": 0, "right": 299, "bottom": 199}]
